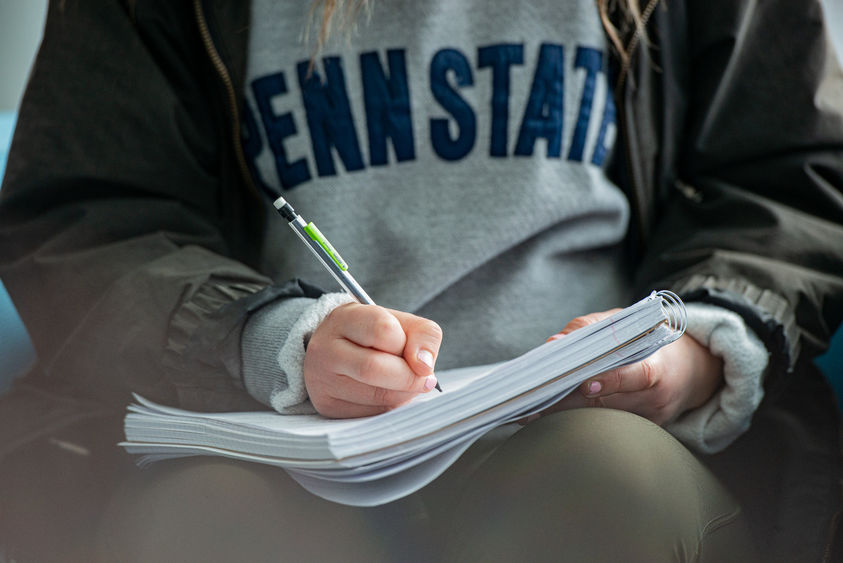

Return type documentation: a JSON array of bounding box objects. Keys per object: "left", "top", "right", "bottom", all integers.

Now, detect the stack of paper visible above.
[{"left": 122, "top": 290, "right": 686, "bottom": 506}]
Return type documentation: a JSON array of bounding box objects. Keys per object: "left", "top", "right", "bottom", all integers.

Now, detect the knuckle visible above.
[
  {"left": 423, "top": 320, "right": 444, "bottom": 342},
  {"left": 581, "top": 311, "right": 612, "bottom": 326},
  {"left": 371, "top": 385, "right": 390, "bottom": 406},
  {"left": 567, "top": 317, "right": 590, "bottom": 330},
  {"left": 565, "top": 309, "right": 621, "bottom": 333},
  {"left": 581, "top": 313, "right": 602, "bottom": 325},
  {"left": 567, "top": 313, "right": 602, "bottom": 332},
  {"left": 608, "top": 368, "right": 624, "bottom": 391},
  {"left": 370, "top": 311, "right": 402, "bottom": 343},
  {"left": 358, "top": 353, "right": 385, "bottom": 381},
  {"left": 404, "top": 316, "right": 443, "bottom": 344},
  {"left": 640, "top": 359, "right": 657, "bottom": 389}
]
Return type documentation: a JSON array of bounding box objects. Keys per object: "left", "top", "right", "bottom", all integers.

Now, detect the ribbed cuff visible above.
[
  {"left": 241, "top": 293, "right": 354, "bottom": 414},
  {"left": 665, "top": 302, "right": 769, "bottom": 454}
]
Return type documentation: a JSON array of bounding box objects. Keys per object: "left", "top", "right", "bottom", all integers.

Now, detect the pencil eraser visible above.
[{"left": 273, "top": 197, "right": 288, "bottom": 210}]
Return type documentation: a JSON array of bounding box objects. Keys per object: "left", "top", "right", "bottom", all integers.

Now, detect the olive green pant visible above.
[{"left": 85, "top": 409, "right": 755, "bottom": 562}]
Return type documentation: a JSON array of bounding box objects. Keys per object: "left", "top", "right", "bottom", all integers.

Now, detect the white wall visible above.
[
  {"left": 826, "top": 0, "right": 843, "bottom": 57},
  {"left": 0, "top": 1, "right": 48, "bottom": 111}
]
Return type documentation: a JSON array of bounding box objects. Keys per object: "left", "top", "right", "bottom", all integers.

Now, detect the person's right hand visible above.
[{"left": 303, "top": 303, "right": 443, "bottom": 418}]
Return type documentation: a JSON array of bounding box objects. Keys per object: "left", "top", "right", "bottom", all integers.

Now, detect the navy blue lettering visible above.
[
  {"left": 429, "top": 48, "right": 476, "bottom": 161},
  {"left": 297, "top": 58, "right": 365, "bottom": 177},
  {"left": 478, "top": 44, "right": 524, "bottom": 157},
  {"left": 251, "top": 72, "right": 312, "bottom": 190},
  {"left": 360, "top": 49, "right": 415, "bottom": 166},
  {"left": 567, "top": 46, "right": 603, "bottom": 162},
  {"left": 514, "top": 43, "right": 565, "bottom": 158},
  {"left": 240, "top": 98, "right": 276, "bottom": 196},
  {"left": 591, "top": 83, "right": 616, "bottom": 166}
]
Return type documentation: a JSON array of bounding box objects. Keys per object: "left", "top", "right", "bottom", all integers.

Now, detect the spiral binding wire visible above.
[{"left": 655, "top": 290, "right": 687, "bottom": 342}]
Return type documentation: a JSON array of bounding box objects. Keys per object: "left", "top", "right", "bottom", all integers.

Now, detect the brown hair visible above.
[
  {"left": 597, "top": 0, "right": 661, "bottom": 80},
  {"left": 305, "top": 1, "right": 368, "bottom": 58},
  {"left": 308, "top": 0, "right": 657, "bottom": 69}
]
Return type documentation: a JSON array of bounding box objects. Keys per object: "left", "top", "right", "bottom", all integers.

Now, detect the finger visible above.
[
  {"left": 534, "top": 388, "right": 662, "bottom": 426},
  {"left": 597, "top": 389, "right": 676, "bottom": 425},
  {"left": 388, "top": 309, "right": 443, "bottom": 376},
  {"left": 333, "top": 338, "right": 438, "bottom": 393},
  {"left": 518, "top": 393, "right": 603, "bottom": 424},
  {"left": 324, "top": 375, "right": 420, "bottom": 409},
  {"left": 313, "top": 397, "right": 392, "bottom": 420},
  {"left": 329, "top": 303, "right": 407, "bottom": 355},
  {"left": 580, "top": 356, "right": 660, "bottom": 398},
  {"left": 548, "top": 308, "right": 622, "bottom": 339},
  {"left": 543, "top": 390, "right": 604, "bottom": 415}
]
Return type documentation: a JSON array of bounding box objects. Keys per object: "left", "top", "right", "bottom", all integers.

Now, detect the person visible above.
[{"left": 0, "top": 0, "right": 841, "bottom": 560}]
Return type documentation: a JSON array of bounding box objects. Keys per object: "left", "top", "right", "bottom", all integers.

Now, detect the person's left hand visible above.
[{"left": 528, "top": 309, "right": 724, "bottom": 426}]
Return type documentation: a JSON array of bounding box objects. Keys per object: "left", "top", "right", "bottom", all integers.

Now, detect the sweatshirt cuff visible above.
[
  {"left": 241, "top": 292, "right": 354, "bottom": 414},
  {"left": 665, "top": 302, "right": 769, "bottom": 454}
]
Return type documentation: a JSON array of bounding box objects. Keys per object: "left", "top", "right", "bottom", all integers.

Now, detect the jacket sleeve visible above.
[
  {"left": 0, "top": 0, "right": 320, "bottom": 411},
  {"left": 630, "top": 0, "right": 843, "bottom": 394}
]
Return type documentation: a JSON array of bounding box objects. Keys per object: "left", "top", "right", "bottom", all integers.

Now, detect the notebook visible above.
[{"left": 121, "top": 290, "right": 686, "bottom": 506}]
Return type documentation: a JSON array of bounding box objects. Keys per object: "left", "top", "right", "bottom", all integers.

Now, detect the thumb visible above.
[{"left": 389, "top": 309, "right": 443, "bottom": 377}]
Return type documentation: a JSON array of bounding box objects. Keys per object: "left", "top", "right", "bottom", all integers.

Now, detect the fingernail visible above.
[
  {"left": 417, "top": 349, "right": 435, "bottom": 369},
  {"left": 587, "top": 381, "right": 602, "bottom": 395},
  {"left": 423, "top": 375, "right": 438, "bottom": 391}
]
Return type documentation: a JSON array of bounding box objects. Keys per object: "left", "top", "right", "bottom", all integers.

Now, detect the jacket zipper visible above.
[
  {"left": 192, "top": 0, "right": 261, "bottom": 201},
  {"left": 616, "top": 0, "right": 661, "bottom": 250}
]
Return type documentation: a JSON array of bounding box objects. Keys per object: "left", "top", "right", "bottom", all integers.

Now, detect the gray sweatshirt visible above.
[{"left": 239, "top": 0, "right": 767, "bottom": 453}]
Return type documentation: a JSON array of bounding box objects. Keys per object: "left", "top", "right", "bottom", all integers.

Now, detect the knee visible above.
[
  {"left": 504, "top": 409, "right": 691, "bottom": 489},
  {"left": 507, "top": 409, "right": 737, "bottom": 521},
  {"left": 444, "top": 410, "right": 752, "bottom": 562}
]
